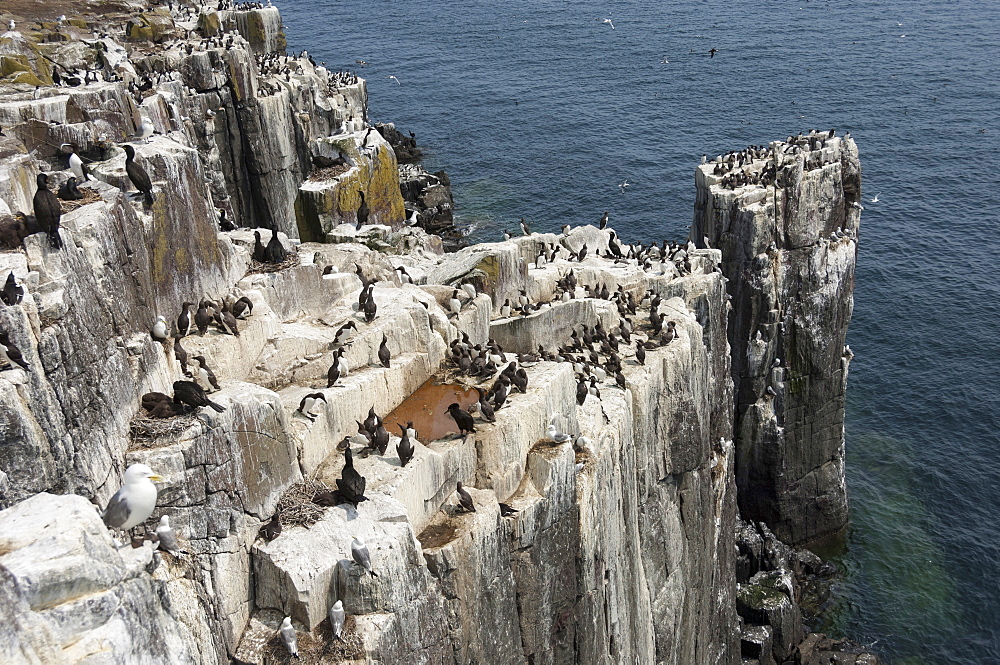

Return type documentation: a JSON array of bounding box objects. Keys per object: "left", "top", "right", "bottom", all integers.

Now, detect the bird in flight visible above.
[
  {"left": 599, "top": 17, "right": 615, "bottom": 30},
  {"left": 870, "top": 193, "right": 881, "bottom": 203},
  {"left": 709, "top": 48, "right": 719, "bottom": 58},
  {"left": 387, "top": 75, "right": 400, "bottom": 85},
  {"left": 355, "top": 59, "right": 368, "bottom": 68},
  {"left": 619, "top": 179, "right": 631, "bottom": 193},
  {"left": 659, "top": 56, "right": 670, "bottom": 63}
]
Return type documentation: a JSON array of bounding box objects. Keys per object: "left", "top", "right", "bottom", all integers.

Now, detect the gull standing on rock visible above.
[
  {"left": 151, "top": 315, "right": 168, "bottom": 342},
  {"left": 136, "top": 116, "right": 155, "bottom": 142},
  {"left": 155, "top": 515, "right": 181, "bottom": 552},
  {"left": 102, "top": 463, "right": 164, "bottom": 532},
  {"left": 351, "top": 536, "right": 377, "bottom": 577},
  {"left": 279, "top": 617, "right": 298, "bottom": 658},
  {"left": 329, "top": 600, "right": 346, "bottom": 641}
]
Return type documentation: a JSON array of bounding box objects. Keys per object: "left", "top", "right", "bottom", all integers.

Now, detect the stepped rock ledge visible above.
[{"left": 0, "top": 2, "right": 872, "bottom": 664}]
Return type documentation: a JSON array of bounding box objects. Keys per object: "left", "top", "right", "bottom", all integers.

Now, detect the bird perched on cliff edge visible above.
[
  {"left": 102, "top": 463, "right": 163, "bottom": 532},
  {"left": 456, "top": 481, "right": 476, "bottom": 512},
  {"left": 33, "top": 173, "right": 62, "bottom": 249},
  {"left": 378, "top": 334, "right": 391, "bottom": 368},
  {"left": 122, "top": 144, "right": 154, "bottom": 206},
  {"left": 351, "top": 536, "right": 377, "bottom": 576},
  {"left": 397, "top": 423, "right": 414, "bottom": 467},
  {"left": 0, "top": 331, "right": 30, "bottom": 370},
  {"left": 264, "top": 229, "right": 287, "bottom": 263},
  {"left": 1, "top": 272, "right": 24, "bottom": 306},
  {"left": 446, "top": 402, "right": 476, "bottom": 436},
  {"left": 155, "top": 515, "right": 181, "bottom": 553},
  {"left": 58, "top": 176, "right": 84, "bottom": 200},
  {"left": 172, "top": 380, "right": 225, "bottom": 412}
]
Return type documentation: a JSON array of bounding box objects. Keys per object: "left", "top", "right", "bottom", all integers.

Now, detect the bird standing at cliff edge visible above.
[
  {"left": 102, "top": 463, "right": 164, "bottom": 532},
  {"left": 123, "top": 145, "right": 154, "bottom": 206},
  {"left": 33, "top": 173, "right": 62, "bottom": 249}
]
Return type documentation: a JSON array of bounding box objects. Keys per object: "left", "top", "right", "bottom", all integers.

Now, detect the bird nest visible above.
[
  {"left": 275, "top": 479, "right": 331, "bottom": 528},
  {"left": 259, "top": 615, "right": 364, "bottom": 664},
  {"left": 128, "top": 414, "right": 201, "bottom": 449},
  {"left": 59, "top": 189, "right": 103, "bottom": 212},
  {"left": 307, "top": 164, "right": 351, "bottom": 181},
  {"left": 245, "top": 253, "right": 300, "bottom": 276}
]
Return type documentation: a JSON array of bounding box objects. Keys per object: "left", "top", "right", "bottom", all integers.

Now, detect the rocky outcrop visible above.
[
  {"left": 0, "top": 3, "right": 863, "bottom": 664},
  {"left": 692, "top": 135, "right": 859, "bottom": 547}
]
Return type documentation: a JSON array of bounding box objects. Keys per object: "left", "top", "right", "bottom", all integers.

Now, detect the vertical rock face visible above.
[{"left": 692, "top": 135, "right": 860, "bottom": 546}]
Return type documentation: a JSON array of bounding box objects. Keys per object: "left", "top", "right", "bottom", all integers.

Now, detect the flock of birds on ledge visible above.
[
  {"left": 3, "top": 185, "right": 716, "bottom": 653},
  {"left": 1, "top": 8, "right": 853, "bottom": 648}
]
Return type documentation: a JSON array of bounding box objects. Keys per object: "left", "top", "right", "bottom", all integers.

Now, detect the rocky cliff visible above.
[
  {"left": 691, "top": 137, "right": 859, "bottom": 547},
  {"left": 0, "top": 3, "right": 862, "bottom": 665}
]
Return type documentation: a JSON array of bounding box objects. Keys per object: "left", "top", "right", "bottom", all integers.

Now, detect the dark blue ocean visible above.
[{"left": 279, "top": 1, "right": 1000, "bottom": 662}]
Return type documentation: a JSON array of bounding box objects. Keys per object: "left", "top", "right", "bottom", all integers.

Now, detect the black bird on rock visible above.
[
  {"left": 0, "top": 331, "right": 29, "bottom": 370},
  {"left": 172, "top": 380, "right": 225, "bottom": 412},
  {"left": 2, "top": 272, "right": 24, "bottom": 306},
  {"left": 336, "top": 447, "right": 367, "bottom": 506},
  {"left": 264, "top": 229, "right": 287, "bottom": 263},
  {"left": 355, "top": 190, "right": 369, "bottom": 230},
  {"left": 252, "top": 231, "right": 268, "bottom": 263},
  {"left": 456, "top": 482, "right": 476, "bottom": 512},
  {"left": 232, "top": 296, "right": 253, "bottom": 319},
  {"left": 327, "top": 358, "right": 341, "bottom": 387},
  {"left": 363, "top": 289, "right": 377, "bottom": 323},
  {"left": 259, "top": 513, "right": 282, "bottom": 542},
  {"left": 378, "top": 334, "right": 391, "bottom": 368},
  {"left": 446, "top": 402, "right": 476, "bottom": 436},
  {"left": 122, "top": 145, "right": 154, "bottom": 206},
  {"left": 58, "top": 176, "right": 84, "bottom": 200},
  {"left": 297, "top": 392, "right": 326, "bottom": 421},
  {"left": 397, "top": 423, "right": 414, "bottom": 467},
  {"left": 33, "top": 173, "right": 62, "bottom": 249},
  {"left": 217, "top": 208, "right": 236, "bottom": 231}
]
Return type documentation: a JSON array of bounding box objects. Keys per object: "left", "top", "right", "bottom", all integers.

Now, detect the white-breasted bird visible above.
[
  {"left": 449, "top": 289, "right": 462, "bottom": 316},
  {"left": 279, "top": 617, "right": 298, "bottom": 657},
  {"left": 351, "top": 536, "right": 377, "bottom": 576},
  {"left": 155, "top": 515, "right": 181, "bottom": 552},
  {"left": 151, "top": 315, "right": 168, "bottom": 341},
  {"left": 546, "top": 423, "right": 572, "bottom": 445},
  {"left": 329, "top": 600, "right": 346, "bottom": 641},
  {"left": 102, "top": 464, "right": 163, "bottom": 531}
]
